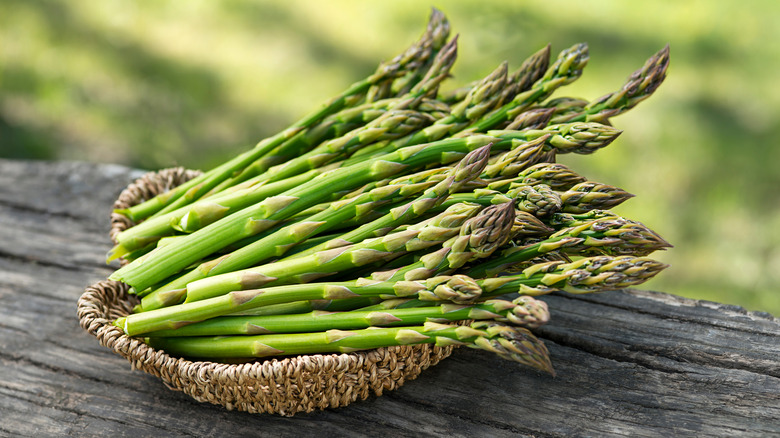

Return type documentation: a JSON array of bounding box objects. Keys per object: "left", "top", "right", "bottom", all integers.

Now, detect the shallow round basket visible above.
[{"left": 77, "top": 167, "right": 456, "bottom": 415}]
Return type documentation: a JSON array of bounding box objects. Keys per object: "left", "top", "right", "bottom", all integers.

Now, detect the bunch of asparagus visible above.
[{"left": 109, "top": 9, "right": 671, "bottom": 375}]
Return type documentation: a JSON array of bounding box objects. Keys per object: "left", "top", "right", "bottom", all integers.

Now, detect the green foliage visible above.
[{"left": 1, "top": 0, "right": 777, "bottom": 315}]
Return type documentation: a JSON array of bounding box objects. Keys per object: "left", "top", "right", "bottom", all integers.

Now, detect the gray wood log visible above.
[{"left": 0, "top": 158, "right": 777, "bottom": 437}]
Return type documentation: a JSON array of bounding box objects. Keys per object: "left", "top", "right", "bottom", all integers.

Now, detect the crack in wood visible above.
[
  {"left": 547, "top": 291, "right": 778, "bottom": 336},
  {"left": 0, "top": 197, "right": 88, "bottom": 222}
]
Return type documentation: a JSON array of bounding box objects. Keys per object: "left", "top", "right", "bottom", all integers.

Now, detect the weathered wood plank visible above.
[{"left": 0, "top": 159, "right": 778, "bottom": 437}]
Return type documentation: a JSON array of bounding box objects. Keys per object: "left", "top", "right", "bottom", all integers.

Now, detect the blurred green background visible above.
[{"left": 1, "top": 0, "right": 778, "bottom": 315}]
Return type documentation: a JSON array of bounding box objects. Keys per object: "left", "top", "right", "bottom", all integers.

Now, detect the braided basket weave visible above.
[{"left": 77, "top": 167, "right": 456, "bottom": 415}]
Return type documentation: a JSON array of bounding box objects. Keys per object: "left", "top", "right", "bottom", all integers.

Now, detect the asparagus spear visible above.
[
  {"left": 550, "top": 45, "right": 671, "bottom": 124},
  {"left": 145, "top": 320, "right": 554, "bottom": 374},
  {"left": 210, "top": 97, "right": 452, "bottom": 194},
  {"left": 137, "top": 202, "right": 481, "bottom": 311},
  {"left": 108, "top": 168, "right": 325, "bottom": 260},
  {"left": 465, "top": 215, "right": 672, "bottom": 278},
  {"left": 285, "top": 144, "right": 492, "bottom": 259},
  {"left": 119, "top": 274, "right": 487, "bottom": 336},
  {"left": 486, "top": 162, "right": 587, "bottom": 192},
  {"left": 560, "top": 181, "right": 634, "bottom": 213},
  {"left": 366, "top": 8, "right": 451, "bottom": 101},
  {"left": 120, "top": 252, "right": 666, "bottom": 336},
  {"left": 503, "top": 107, "right": 556, "bottom": 131},
  {"left": 478, "top": 255, "right": 669, "bottom": 297},
  {"left": 135, "top": 146, "right": 490, "bottom": 308},
  {"left": 375, "top": 202, "right": 535, "bottom": 282},
  {"left": 432, "top": 183, "right": 562, "bottom": 219},
  {"left": 176, "top": 203, "right": 483, "bottom": 305},
  {"left": 348, "top": 60, "right": 510, "bottom": 161},
  {"left": 109, "top": 134, "right": 497, "bottom": 291},
  {"left": 111, "top": 122, "right": 619, "bottom": 292},
  {"left": 346, "top": 45, "right": 553, "bottom": 163},
  {"left": 143, "top": 296, "right": 549, "bottom": 337},
  {"left": 461, "top": 43, "right": 589, "bottom": 134},
  {"left": 439, "top": 44, "right": 551, "bottom": 108}
]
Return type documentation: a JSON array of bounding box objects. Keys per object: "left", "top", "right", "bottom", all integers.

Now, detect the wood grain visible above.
[{"left": 0, "top": 159, "right": 777, "bottom": 437}]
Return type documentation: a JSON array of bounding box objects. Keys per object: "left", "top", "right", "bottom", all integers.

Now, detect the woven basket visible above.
[{"left": 77, "top": 167, "right": 456, "bottom": 415}]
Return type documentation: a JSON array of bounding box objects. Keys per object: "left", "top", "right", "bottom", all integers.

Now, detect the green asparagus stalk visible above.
[
  {"left": 286, "top": 144, "right": 492, "bottom": 259},
  {"left": 348, "top": 61, "right": 509, "bottom": 161},
  {"left": 432, "top": 182, "right": 562, "bottom": 219},
  {"left": 176, "top": 203, "right": 483, "bottom": 305},
  {"left": 486, "top": 162, "right": 587, "bottom": 192},
  {"left": 107, "top": 168, "right": 325, "bottom": 260},
  {"left": 442, "top": 180, "right": 626, "bottom": 223},
  {"left": 251, "top": 38, "right": 458, "bottom": 186},
  {"left": 119, "top": 274, "right": 485, "bottom": 336},
  {"left": 550, "top": 45, "right": 670, "bottom": 124},
  {"left": 258, "top": 109, "right": 436, "bottom": 185},
  {"left": 144, "top": 320, "right": 554, "bottom": 374},
  {"left": 109, "top": 134, "right": 498, "bottom": 292},
  {"left": 489, "top": 121, "right": 621, "bottom": 156},
  {"left": 503, "top": 107, "right": 556, "bottom": 131},
  {"left": 366, "top": 8, "right": 451, "bottom": 101},
  {"left": 119, "top": 253, "right": 665, "bottom": 336},
  {"left": 346, "top": 45, "right": 552, "bottom": 163},
  {"left": 546, "top": 209, "right": 621, "bottom": 228},
  {"left": 560, "top": 181, "right": 634, "bottom": 213},
  {"left": 461, "top": 43, "right": 589, "bottom": 134},
  {"left": 143, "top": 296, "right": 549, "bottom": 337},
  {"left": 210, "top": 97, "right": 452, "bottom": 195},
  {"left": 496, "top": 45, "right": 554, "bottom": 107},
  {"left": 111, "top": 122, "right": 619, "bottom": 292},
  {"left": 136, "top": 146, "right": 488, "bottom": 307},
  {"left": 478, "top": 255, "right": 669, "bottom": 297},
  {"left": 482, "top": 134, "right": 550, "bottom": 179},
  {"left": 375, "top": 201, "right": 523, "bottom": 281},
  {"left": 465, "top": 215, "right": 672, "bottom": 278},
  {"left": 439, "top": 44, "right": 550, "bottom": 109}
]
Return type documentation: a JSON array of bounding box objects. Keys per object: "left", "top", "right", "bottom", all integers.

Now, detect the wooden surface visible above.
[{"left": 1, "top": 158, "right": 778, "bottom": 437}]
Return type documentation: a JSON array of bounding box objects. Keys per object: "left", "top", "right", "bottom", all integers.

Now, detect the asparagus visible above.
[
  {"left": 119, "top": 252, "right": 666, "bottom": 336},
  {"left": 486, "top": 162, "right": 587, "bottom": 192},
  {"left": 109, "top": 133, "right": 498, "bottom": 292},
  {"left": 175, "top": 203, "right": 483, "bottom": 305},
  {"left": 478, "top": 255, "right": 669, "bottom": 297},
  {"left": 108, "top": 169, "right": 325, "bottom": 260},
  {"left": 466, "top": 215, "right": 672, "bottom": 278},
  {"left": 461, "top": 43, "right": 589, "bottom": 134},
  {"left": 145, "top": 320, "right": 554, "bottom": 374},
  {"left": 482, "top": 134, "right": 550, "bottom": 179},
  {"left": 136, "top": 146, "right": 490, "bottom": 308},
  {"left": 348, "top": 60, "right": 510, "bottom": 161},
  {"left": 112, "top": 121, "right": 618, "bottom": 292},
  {"left": 211, "top": 97, "right": 452, "bottom": 194},
  {"left": 375, "top": 202, "right": 531, "bottom": 282},
  {"left": 560, "top": 181, "right": 634, "bottom": 213},
  {"left": 287, "top": 145, "right": 492, "bottom": 259},
  {"left": 489, "top": 121, "right": 621, "bottom": 156},
  {"left": 366, "top": 8, "right": 451, "bottom": 101},
  {"left": 550, "top": 45, "right": 671, "bottom": 124},
  {"left": 119, "top": 274, "right": 487, "bottom": 336},
  {"left": 432, "top": 183, "right": 562, "bottom": 219},
  {"left": 115, "top": 9, "right": 451, "bottom": 222},
  {"left": 439, "top": 44, "right": 550, "bottom": 109},
  {"left": 504, "top": 107, "right": 556, "bottom": 131},
  {"left": 346, "top": 45, "right": 552, "bottom": 163},
  {"left": 143, "top": 296, "right": 549, "bottom": 337}
]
